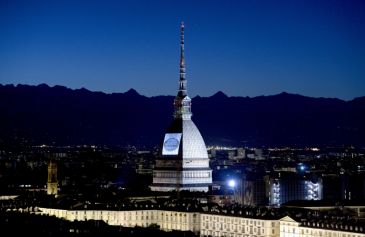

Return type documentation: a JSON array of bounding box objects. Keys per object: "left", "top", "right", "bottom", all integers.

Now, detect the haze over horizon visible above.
[{"left": 1, "top": 0, "right": 365, "bottom": 100}]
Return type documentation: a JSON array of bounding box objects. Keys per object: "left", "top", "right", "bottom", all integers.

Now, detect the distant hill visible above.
[{"left": 0, "top": 84, "right": 364, "bottom": 147}]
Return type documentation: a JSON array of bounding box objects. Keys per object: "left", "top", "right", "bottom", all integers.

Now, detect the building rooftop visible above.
[
  {"left": 39, "top": 197, "right": 365, "bottom": 233},
  {"left": 5, "top": 194, "right": 365, "bottom": 234},
  {"left": 283, "top": 199, "right": 365, "bottom": 207}
]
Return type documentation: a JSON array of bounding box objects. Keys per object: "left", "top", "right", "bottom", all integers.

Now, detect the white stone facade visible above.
[
  {"left": 39, "top": 208, "right": 200, "bottom": 233},
  {"left": 280, "top": 216, "right": 365, "bottom": 237},
  {"left": 200, "top": 213, "right": 279, "bottom": 237},
  {"left": 37, "top": 208, "right": 365, "bottom": 237}
]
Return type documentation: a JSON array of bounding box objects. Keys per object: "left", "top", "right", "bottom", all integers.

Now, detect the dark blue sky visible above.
[{"left": 1, "top": 0, "right": 364, "bottom": 100}]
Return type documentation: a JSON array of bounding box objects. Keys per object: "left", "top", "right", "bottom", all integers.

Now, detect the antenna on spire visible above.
[
  {"left": 180, "top": 21, "right": 185, "bottom": 69},
  {"left": 178, "top": 21, "right": 186, "bottom": 96},
  {"left": 174, "top": 21, "right": 191, "bottom": 119}
]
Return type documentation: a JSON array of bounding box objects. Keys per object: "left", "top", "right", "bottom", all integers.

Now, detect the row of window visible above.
[
  {"left": 44, "top": 209, "right": 365, "bottom": 237},
  {"left": 202, "top": 215, "right": 269, "bottom": 227},
  {"left": 154, "top": 171, "right": 211, "bottom": 179}
]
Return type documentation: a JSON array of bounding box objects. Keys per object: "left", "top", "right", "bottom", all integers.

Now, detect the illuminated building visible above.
[
  {"left": 150, "top": 22, "right": 212, "bottom": 192},
  {"left": 280, "top": 216, "right": 365, "bottom": 237},
  {"left": 234, "top": 172, "right": 323, "bottom": 206},
  {"left": 47, "top": 160, "right": 58, "bottom": 196},
  {"left": 268, "top": 174, "right": 323, "bottom": 206},
  {"left": 39, "top": 207, "right": 365, "bottom": 237}
]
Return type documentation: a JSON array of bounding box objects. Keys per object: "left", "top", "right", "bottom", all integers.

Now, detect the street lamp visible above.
[{"left": 228, "top": 179, "right": 236, "bottom": 188}]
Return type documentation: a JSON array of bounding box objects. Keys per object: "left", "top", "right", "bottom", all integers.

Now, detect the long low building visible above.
[
  {"left": 37, "top": 207, "right": 365, "bottom": 237},
  {"left": 280, "top": 216, "right": 365, "bottom": 237},
  {"left": 38, "top": 208, "right": 200, "bottom": 233}
]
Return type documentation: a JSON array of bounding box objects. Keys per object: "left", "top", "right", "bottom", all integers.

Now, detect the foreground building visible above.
[
  {"left": 38, "top": 206, "right": 365, "bottom": 237},
  {"left": 150, "top": 22, "right": 212, "bottom": 192}
]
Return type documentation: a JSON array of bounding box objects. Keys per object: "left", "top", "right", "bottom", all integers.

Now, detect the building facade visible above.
[
  {"left": 150, "top": 22, "right": 212, "bottom": 192},
  {"left": 39, "top": 208, "right": 201, "bottom": 233},
  {"left": 200, "top": 213, "right": 279, "bottom": 237},
  {"left": 280, "top": 216, "right": 365, "bottom": 237},
  {"left": 47, "top": 160, "right": 58, "bottom": 196},
  {"left": 268, "top": 174, "right": 323, "bottom": 206},
  {"left": 38, "top": 207, "right": 365, "bottom": 237}
]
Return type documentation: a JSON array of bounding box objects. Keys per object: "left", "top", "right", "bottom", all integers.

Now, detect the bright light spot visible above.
[
  {"left": 228, "top": 179, "right": 236, "bottom": 188},
  {"left": 300, "top": 165, "right": 305, "bottom": 171}
]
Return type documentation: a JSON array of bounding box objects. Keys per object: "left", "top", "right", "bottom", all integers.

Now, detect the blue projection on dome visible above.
[{"left": 162, "top": 133, "right": 182, "bottom": 155}]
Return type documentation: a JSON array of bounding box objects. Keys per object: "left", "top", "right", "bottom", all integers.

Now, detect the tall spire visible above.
[
  {"left": 178, "top": 21, "right": 187, "bottom": 97},
  {"left": 174, "top": 22, "right": 192, "bottom": 120}
]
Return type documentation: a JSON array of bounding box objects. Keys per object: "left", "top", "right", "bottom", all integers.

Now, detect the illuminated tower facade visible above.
[
  {"left": 47, "top": 160, "right": 58, "bottom": 196},
  {"left": 151, "top": 22, "right": 212, "bottom": 192}
]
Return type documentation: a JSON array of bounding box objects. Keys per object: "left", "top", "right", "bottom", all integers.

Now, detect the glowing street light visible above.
[
  {"left": 298, "top": 163, "right": 306, "bottom": 171},
  {"left": 228, "top": 179, "right": 236, "bottom": 188}
]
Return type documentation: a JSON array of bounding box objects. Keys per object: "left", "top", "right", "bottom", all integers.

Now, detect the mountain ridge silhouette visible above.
[{"left": 0, "top": 83, "right": 364, "bottom": 147}]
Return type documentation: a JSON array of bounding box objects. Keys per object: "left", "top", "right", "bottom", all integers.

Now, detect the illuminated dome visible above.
[
  {"left": 150, "top": 22, "right": 212, "bottom": 192},
  {"left": 181, "top": 120, "right": 209, "bottom": 159}
]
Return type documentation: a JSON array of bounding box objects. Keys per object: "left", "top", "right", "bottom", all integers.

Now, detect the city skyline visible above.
[
  {"left": 1, "top": 0, "right": 365, "bottom": 100},
  {"left": 1, "top": 1, "right": 365, "bottom": 234}
]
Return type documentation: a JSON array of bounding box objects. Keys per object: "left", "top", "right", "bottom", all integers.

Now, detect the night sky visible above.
[{"left": 0, "top": 0, "right": 364, "bottom": 100}]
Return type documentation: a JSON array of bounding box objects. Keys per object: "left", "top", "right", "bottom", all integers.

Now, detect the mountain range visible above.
[{"left": 0, "top": 83, "right": 364, "bottom": 147}]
